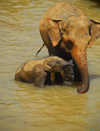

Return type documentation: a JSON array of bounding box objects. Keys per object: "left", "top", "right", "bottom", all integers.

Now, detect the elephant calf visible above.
[{"left": 15, "top": 56, "right": 73, "bottom": 88}]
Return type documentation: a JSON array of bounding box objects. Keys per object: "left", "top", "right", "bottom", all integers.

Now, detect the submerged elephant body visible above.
[
  {"left": 39, "top": 1, "right": 100, "bottom": 93},
  {"left": 15, "top": 56, "right": 73, "bottom": 88}
]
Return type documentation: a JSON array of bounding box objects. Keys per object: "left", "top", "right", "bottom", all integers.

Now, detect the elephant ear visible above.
[
  {"left": 46, "top": 18, "right": 62, "bottom": 47},
  {"left": 89, "top": 19, "right": 100, "bottom": 47},
  {"left": 43, "top": 59, "right": 53, "bottom": 72}
]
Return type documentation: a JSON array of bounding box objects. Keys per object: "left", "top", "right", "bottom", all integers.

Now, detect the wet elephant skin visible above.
[
  {"left": 39, "top": 1, "right": 100, "bottom": 93},
  {"left": 15, "top": 56, "right": 73, "bottom": 87}
]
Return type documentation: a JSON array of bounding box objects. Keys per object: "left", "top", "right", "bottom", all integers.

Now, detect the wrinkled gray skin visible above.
[
  {"left": 39, "top": 1, "right": 100, "bottom": 93},
  {"left": 15, "top": 56, "right": 73, "bottom": 88}
]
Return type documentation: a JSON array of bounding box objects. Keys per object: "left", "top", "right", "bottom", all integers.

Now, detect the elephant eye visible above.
[
  {"left": 67, "top": 40, "right": 73, "bottom": 50},
  {"left": 56, "top": 60, "right": 61, "bottom": 64}
]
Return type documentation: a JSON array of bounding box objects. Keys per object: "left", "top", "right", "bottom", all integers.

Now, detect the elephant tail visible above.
[{"left": 36, "top": 44, "right": 45, "bottom": 56}]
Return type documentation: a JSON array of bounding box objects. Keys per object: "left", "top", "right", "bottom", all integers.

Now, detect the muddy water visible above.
[{"left": 0, "top": 0, "right": 100, "bottom": 131}]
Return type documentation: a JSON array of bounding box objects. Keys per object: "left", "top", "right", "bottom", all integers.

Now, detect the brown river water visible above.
[{"left": 0, "top": 0, "right": 100, "bottom": 131}]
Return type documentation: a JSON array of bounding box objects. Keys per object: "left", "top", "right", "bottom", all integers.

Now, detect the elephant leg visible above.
[
  {"left": 45, "top": 72, "right": 51, "bottom": 85},
  {"left": 34, "top": 72, "right": 47, "bottom": 88},
  {"left": 55, "top": 71, "right": 64, "bottom": 83},
  {"left": 73, "top": 60, "right": 82, "bottom": 82}
]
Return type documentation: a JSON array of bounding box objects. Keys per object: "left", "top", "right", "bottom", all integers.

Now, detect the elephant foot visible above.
[{"left": 77, "top": 86, "right": 89, "bottom": 93}]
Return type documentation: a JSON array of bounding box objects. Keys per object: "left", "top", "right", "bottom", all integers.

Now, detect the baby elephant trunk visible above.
[
  {"left": 61, "top": 60, "right": 74, "bottom": 70},
  {"left": 54, "top": 59, "right": 74, "bottom": 84}
]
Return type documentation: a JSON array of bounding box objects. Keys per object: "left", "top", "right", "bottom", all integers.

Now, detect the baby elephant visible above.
[{"left": 15, "top": 56, "right": 73, "bottom": 88}]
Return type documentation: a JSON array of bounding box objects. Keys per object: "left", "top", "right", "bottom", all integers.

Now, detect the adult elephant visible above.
[{"left": 39, "top": 1, "right": 100, "bottom": 93}]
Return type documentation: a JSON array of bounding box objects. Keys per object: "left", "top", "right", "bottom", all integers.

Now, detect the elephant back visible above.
[{"left": 41, "top": 1, "right": 86, "bottom": 21}]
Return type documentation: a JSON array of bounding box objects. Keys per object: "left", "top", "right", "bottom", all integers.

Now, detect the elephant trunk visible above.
[{"left": 71, "top": 46, "right": 90, "bottom": 93}]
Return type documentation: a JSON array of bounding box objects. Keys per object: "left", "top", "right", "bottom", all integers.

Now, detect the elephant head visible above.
[
  {"left": 46, "top": 16, "right": 100, "bottom": 93},
  {"left": 43, "top": 56, "right": 73, "bottom": 72}
]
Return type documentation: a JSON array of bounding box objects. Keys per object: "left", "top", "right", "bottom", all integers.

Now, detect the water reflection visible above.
[{"left": 0, "top": 0, "right": 100, "bottom": 131}]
